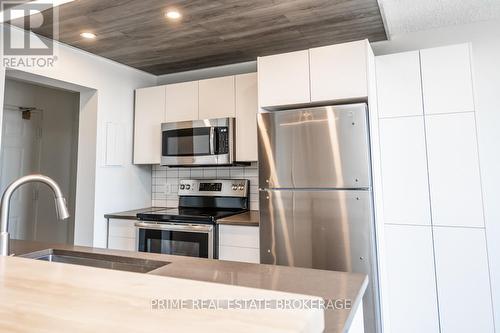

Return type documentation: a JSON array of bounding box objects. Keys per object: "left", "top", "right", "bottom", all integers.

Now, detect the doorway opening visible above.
[{"left": 0, "top": 78, "right": 79, "bottom": 244}]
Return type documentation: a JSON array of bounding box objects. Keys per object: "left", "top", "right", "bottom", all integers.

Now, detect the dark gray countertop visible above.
[
  {"left": 11, "top": 239, "right": 367, "bottom": 333},
  {"left": 216, "top": 210, "right": 259, "bottom": 226},
  {"left": 105, "top": 207, "right": 260, "bottom": 226}
]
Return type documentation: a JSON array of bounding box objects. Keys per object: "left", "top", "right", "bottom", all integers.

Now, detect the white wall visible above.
[
  {"left": 0, "top": 26, "right": 157, "bottom": 247},
  {"left": 372, "top": 19, "right": 500, "bottom": 330},
  {"left": 3, "top": 79, "right": 79, "bottom": 244}
]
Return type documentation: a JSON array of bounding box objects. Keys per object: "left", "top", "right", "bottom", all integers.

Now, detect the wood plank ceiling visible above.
[{"left": 22, "top": 0, "right": 387, "bottom": 75}]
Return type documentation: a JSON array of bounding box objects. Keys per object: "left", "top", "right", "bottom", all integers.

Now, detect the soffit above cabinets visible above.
[
  {"left": 379, "top": 0, "right": 500, "bottom": 36},
  {"left": 14, "top": 0, "right": 387, "bottom": 75}
]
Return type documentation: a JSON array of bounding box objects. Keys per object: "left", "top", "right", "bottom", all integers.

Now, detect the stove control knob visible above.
[
  {"left": 185, "top": 184, "right": 191, "bottom": 190},
  {"left": 180, "top": 184, "right": 185, "bottom": 190},
  {"left": 232, "top": 185, "right": 237, "bottom": 191},
  {"left": 238, "top": 185, "right": 244, "bottom": 191}
]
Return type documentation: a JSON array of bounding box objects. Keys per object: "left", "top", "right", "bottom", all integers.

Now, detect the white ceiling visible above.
[{"left": 378, "top": 0, "right": 500, "bottom": 36}]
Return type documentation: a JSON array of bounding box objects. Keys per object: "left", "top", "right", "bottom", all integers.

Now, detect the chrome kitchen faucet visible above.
[{"left": 0, "top": 175, "right": 70, "bottom": 256}]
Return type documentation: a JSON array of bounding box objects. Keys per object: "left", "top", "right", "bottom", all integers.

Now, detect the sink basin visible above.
[{"left": 20, "top": 249, "right": 169, "bottom": 273}]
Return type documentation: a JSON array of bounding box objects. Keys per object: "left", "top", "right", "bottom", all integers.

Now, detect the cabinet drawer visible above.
[
  {"left": 108, "top": 236, "right": 136, "bottom": 252},
  {"left": 108, "top": 219, "right": 137, "bottom": 238},
  {"left": 219, "top": 245, "right": 260, "bottom": 263},
  {"left": 219, "top": 225, "right": 259, "bottom": 248}
]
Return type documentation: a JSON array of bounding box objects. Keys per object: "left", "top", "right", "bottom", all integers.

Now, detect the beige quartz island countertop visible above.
[{"left": 9, "top": 240, "right": 368, "bottom": 333}]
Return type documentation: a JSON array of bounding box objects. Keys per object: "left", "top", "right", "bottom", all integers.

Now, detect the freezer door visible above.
[
  {"left": 259, "top": 189, "right": 374, "bottom": 273},
  {"left": 258, "top": 104, "right": 371, "bottom": 189},
  {"left": 259, "top": 189, "right": 379, "bottom": 333}
]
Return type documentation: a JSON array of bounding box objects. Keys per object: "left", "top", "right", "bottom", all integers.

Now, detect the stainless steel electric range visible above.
[{"left": 136, "top": 179, "right": 249, "bottom": 259}]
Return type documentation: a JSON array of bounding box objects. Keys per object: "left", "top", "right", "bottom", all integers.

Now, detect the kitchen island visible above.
[{"left": 8, "top": 240, "right": 367, "bottom": 333}]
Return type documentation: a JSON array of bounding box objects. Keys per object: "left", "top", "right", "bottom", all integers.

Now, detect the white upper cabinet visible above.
[
  {"left": 420, "top": 44, "right": 475, "bottom": 114},
  {"left": 235, "top": 73, "right": 258, "bottom": 162},
  {"left": 433, "top": 227, "right": 494, "bottom": 333},
  {"left": 165, "top": 81, "right": 199, "bottom": 122},
  {"left": 199, "top": 76, "right": 235, "bottom": 119},
  {"left": 133, "top": 86, "right": 165, "bottom": 164},
  {"left": 376, "top": 51, "right": 423, "bottom": 118},
  {"left": 425, "top": 113, "right": 484, "bottom": 227},
  {"left": 384, "top": 225, "right": 440, "bottom": 333},
  {"left": 310, "top": 40, "right": 368, "bottom": 103},
  {"left": 258, "top": 50, "right": 311, "bottom": 108},
  {"left": 258, "top": 40, "right": 374, "bottom": 109},
  {"left": 379, "top": 117, "right": 431, "bottom": 225}
]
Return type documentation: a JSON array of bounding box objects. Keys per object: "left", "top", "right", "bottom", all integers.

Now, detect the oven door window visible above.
[
  {"left": 162, "top": 127, "right": 211, "bottom": 157},
  {"left": 138, "top": 229, "right": 209, "bottom": 258}
]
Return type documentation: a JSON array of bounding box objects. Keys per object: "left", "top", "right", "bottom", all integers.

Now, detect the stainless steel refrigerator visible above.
[{"left": 258, "top": 103, "right": 380, "bottom": 333}]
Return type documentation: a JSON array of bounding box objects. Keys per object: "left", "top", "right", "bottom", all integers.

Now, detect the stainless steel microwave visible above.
[{"left": 161, "top": 117, "right": 235, "bottom": 166}]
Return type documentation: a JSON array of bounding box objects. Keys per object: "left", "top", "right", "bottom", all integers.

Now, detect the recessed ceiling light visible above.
[
  {"left": 80, "top": 32, "right": 96, "bottom": 39},
  {"left": 165, "top": 10, "right": 182, "bottom": 20}
]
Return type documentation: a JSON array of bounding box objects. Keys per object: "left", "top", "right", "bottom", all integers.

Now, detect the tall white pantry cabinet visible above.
[{"left": 376, "top": 44, "right": 494, "bottom": 333}]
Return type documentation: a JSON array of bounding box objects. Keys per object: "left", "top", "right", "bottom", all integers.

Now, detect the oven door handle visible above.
[
  {"left": 209, "top": 127, "right": 216, "bottom": 155},
  {"left": 135, "top": 222, "right": 214, "bottom": 233}
]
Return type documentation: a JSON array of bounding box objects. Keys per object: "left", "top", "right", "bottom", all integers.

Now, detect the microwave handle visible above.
[{"left": 209, "top": 127, "right": 216, "bottom": 155}]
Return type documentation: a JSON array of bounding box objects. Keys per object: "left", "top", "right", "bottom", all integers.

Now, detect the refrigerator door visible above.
[
  {"left": 257, "top": 104, "right": 371, "bottom": 189},
  {"left": 259, "top": 189, "right": 379, "bottom": 333},
  {"left": 260, "top": 189, "right": 374, "bottom": 272}
]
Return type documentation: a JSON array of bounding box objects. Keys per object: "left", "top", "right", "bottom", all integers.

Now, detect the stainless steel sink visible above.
[{"left": 20, "top": 249, "right": 169, "bottom": 273}]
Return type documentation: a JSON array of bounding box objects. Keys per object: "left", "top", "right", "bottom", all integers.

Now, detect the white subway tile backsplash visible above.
[
  {"left": 190, "top": 169, "right": 203, "bottom": 178},
  {"left": 151, "top": 165, "right": 259, "bottom": 210},
  {"left": 166, "top": 168, "right": 179, "bottom": 178},
  {"left": 216, "top": 168, "right": 230, "bottom": 177},
  {"left": 203, "top": 168, "right": 217, "bottom": 178},
  {"left": 244, "top": 167, "right": 258, "bottom": 177},
  {"left": 230, "top": 168, "right": 244, "bottom": 177},
  {"left": 178, "top": 169, "right": 191, "bottom": 178}
]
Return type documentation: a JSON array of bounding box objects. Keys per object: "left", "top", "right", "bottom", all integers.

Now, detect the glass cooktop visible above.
[{"left": 136, "top": 207, "right": 247, "bottom": 224}]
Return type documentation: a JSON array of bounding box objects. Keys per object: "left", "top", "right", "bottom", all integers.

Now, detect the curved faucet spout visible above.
[{"left": 0, "top": 174, "right": 70, "bottom": 256}]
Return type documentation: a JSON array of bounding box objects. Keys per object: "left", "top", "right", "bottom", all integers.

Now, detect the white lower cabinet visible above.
[
  {"left": 218, "top": 225, "right": 259, "bottom": 263},
  {"left": 384, "top": 225, "right": 440, "bottom": 333},
  {"left": 107, "top": 219, "right": 137, "bottom": 251},
  {"left": 433, "top": 227, "right": 494, "bottom": 333}
]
